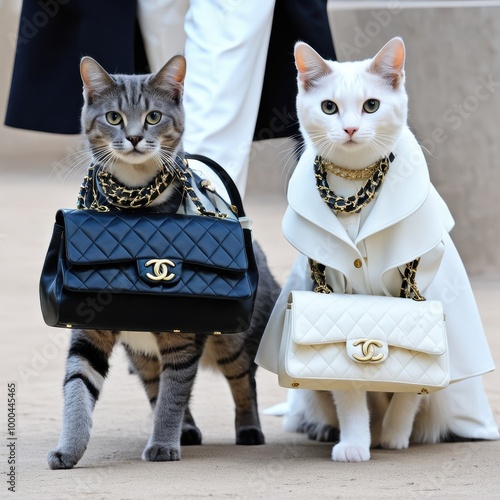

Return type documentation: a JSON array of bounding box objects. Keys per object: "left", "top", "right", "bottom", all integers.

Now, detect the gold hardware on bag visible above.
[
  {"left": 419, "top": 388, "right": 429, "bottom": 394},
  {"left": 352, "top": 339, "right": 384, "bottom": 362},
  {"left": 291, "top": 383, "right": 300, "bottom": 388},
  {"left": 145, "top": 259, "right": 176, "bottom": 281},
  {"left": 176, "top": 162, "right": 230, "bottom": 218},
  {"left": 200, "top": 179, "right": 215, "bottom": 192},
  {"left": 213, "top": 331, "right": 222, "bottom": 335}
]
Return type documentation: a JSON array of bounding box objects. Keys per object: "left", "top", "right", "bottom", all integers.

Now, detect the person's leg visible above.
[
  {"left": 137, "top": 0, "right": 189, "bottom": 72},
  {"left": 182, "top": 0, "right": 276, "bottom": 196}
]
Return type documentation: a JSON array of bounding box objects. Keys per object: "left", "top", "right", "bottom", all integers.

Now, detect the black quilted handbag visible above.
[{"left": 39, "top": 155, "right": 258, "bottom": 334}]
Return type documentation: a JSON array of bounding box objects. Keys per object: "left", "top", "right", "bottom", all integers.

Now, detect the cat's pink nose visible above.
[
  {"left": 344, "top": 127, "right": 358, "bottom": 137},
  {"left": 127, "top": 136, "right": 143, "bottom": 147}
]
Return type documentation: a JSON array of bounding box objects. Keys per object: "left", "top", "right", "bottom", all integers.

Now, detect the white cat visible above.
[
  {"left": 255, "top": 37, "right": 498, "bottom": 461},
  {"left": 296, "top": 37, "right": 422, "bottom": 463}
]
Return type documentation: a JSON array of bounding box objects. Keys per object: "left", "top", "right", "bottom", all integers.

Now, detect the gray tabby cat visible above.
[{"left": 47, "top": 55, "right": 280, "bottom": 468}]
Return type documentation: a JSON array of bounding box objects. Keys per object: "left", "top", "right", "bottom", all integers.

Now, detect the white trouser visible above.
[{"left": 138, "top": 0, "right": 276, "bottom": 196}]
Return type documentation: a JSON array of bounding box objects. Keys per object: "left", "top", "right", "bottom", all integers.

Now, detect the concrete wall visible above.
[
  {"left": 324, "top": 1, "right": 500, "bottom": 276},
  {"left": 1, "top": 1, "right": 500, "bottom": 276}
]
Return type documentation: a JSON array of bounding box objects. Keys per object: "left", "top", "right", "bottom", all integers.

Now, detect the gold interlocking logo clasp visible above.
[
  {"left": 145, "top": 259, "right": 176, "bottom": 281},
  {"left": 352, "top": 339, "right": 384, "bottom": 362}
]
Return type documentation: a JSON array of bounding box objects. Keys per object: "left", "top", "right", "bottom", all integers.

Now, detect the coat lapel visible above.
[
  {"left": 355, "top": 127, "right": 430, "bottom": 244},
  {"left": 286, "top": 147, "right": 356, "bottom": 250}
]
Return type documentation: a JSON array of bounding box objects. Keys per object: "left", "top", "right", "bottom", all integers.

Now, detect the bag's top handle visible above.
[{"left": 184, "top": 153, "right": 246, "bottom": 218}]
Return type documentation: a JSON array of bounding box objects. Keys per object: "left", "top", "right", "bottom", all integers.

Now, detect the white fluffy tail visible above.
[{"left": 411, "top": 391, "right": 452, "bottom": 443}]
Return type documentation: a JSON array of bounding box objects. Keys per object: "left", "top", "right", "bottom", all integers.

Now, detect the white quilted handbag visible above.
[{"left": 278, "top": 265, "right": 450, "bottom": 394}]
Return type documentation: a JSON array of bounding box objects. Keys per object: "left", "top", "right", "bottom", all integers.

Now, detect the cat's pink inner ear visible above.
[
  {"left": 152, "top": 55, "right": 186, "bottom": 98},
  {"left": 166, "top": 55, "right": 186, "bottom": 84},
  {"left": 392, "top": 42, "right": 405, "bottom": 72},
  {"left": 80, "top": 57, "right": 114, "bottom": 97},
  {"left": 295, "top": 42, "right": 331, "bottom": 89},
  {"left": 369, "top": 37, "right": 406, "bottom": 89}
]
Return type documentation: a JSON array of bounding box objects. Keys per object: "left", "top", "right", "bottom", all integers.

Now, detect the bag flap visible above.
[
  {"left": 57, "top": 209, "right": 248, "bottom": 271},
  {"left": 288, "top": 291, "right": 446, "bottom": 356}
]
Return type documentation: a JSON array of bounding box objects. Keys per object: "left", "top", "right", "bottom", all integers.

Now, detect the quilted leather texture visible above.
[
  {"left": 57, "top": 209, "right": 253, "bottom": 298},
  {"left": 279, "top": 291, "right": 450, "bottom": 393},
  {"left": 290, "top": 292, "right": 446, "bottom": 354}
]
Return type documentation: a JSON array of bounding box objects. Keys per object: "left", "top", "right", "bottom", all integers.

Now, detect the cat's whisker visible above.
[
  {"left": 151, "top": 154, "right": 165, "bottom": 173},
  {"left": 157, "top": 149, "right": 179, "bottom": 174},
  {"left": 280, "top": 139, "right": 309, "bottom": 179},
  {"left": 418, "top": 143, "right": 438, "bottom": 159},
  {"left": 50, "top": 147, "right": 96, "bottom": 182},
  {"left": 316, "top": 136, "right": 336, "bottom": 160},
  {"left": 367, "top": 140, "right": 387, "bottom": 161},
  {"left": 98, "top": 149, "right": 120, "bottom": 174}
]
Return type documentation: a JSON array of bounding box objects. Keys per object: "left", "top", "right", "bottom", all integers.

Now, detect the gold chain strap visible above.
[
  {"left": 399, "top": 258, "right": 426, "bottom": 301},
  {"left": 77, "top": 165, "right": 110, "bottom": 212},
  {"left": 309, "top": 259, "right": 333, "bottom": 294},
  {"left": 308, "top": 258, "right": 425, "bottom": 301}
]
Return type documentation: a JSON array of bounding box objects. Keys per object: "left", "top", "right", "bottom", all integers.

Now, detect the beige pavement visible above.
[{"left": 1, "top": 169, "right": 499, "bottom": 499}]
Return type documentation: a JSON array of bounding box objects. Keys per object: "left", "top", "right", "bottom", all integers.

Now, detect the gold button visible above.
[{"left": 354, "top": 259, "right": 362, "bottom": 268}]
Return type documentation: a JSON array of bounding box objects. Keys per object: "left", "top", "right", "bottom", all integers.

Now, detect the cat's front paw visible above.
[
  {"left": 380, "top": 432, "right": 410, "bottom": 450},
  {"left": 332, "top": 442, "right": 370, "bottom": 462},
  {"left": 236, "top": 426, "right": 265, "bottom": 445},
  {"left": 47, "top": 449, "right": 80, "bottom": 469},
  {"left": 142, "top": 444, "right": 181, "bottom": 461}
]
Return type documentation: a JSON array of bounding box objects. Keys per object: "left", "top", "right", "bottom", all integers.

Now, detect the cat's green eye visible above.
[
  {"left": 363, "top": 99, "right": 380, "bottom": 113},
  {"left": 321, "top": 100, "right": 338, "bottom": 115},
  {"left": 106, "top": 111, "right": 123, "bottom": 126},
  {"left": 146, "top": 111, "right": 162, "bottom": 125}
]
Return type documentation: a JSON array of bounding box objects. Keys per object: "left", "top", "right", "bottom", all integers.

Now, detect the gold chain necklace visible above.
[
  {"left": 97, "top": 164, "right": 177, "bottom": 209},
  {"left": 77, "top": 157, "right": 229, "bottom": 218},
  {"left": 314, "top": 155, "right": 392, "bottom": 214},
  {"left": 321, "top": 159, "right": 380, "bottom": 180}
]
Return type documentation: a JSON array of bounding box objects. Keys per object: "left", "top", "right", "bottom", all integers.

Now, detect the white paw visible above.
[
  {"left": 380, "top": 432, "right": 410, "bottom": 450},
  {"left": 332, "top": 442, "right": 370, "bottom": 462}
]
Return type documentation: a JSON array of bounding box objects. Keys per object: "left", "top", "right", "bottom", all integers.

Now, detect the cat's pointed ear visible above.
[
  {"left": 369, "top": 37, "right": 406, "bottom": 88},
  {"left": 295, "top": 42, "right": 332, "bottom": 90},
  {"left": 150, "top": 55, "right": 186, "bottom": 101},
  {"left": 80, "top": 57, "right": 114, "bottom": 101}
]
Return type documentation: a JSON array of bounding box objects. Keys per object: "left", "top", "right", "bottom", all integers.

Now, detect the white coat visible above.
[{"left": 256, "top": 126, "right": 499, "bottom": 440}]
